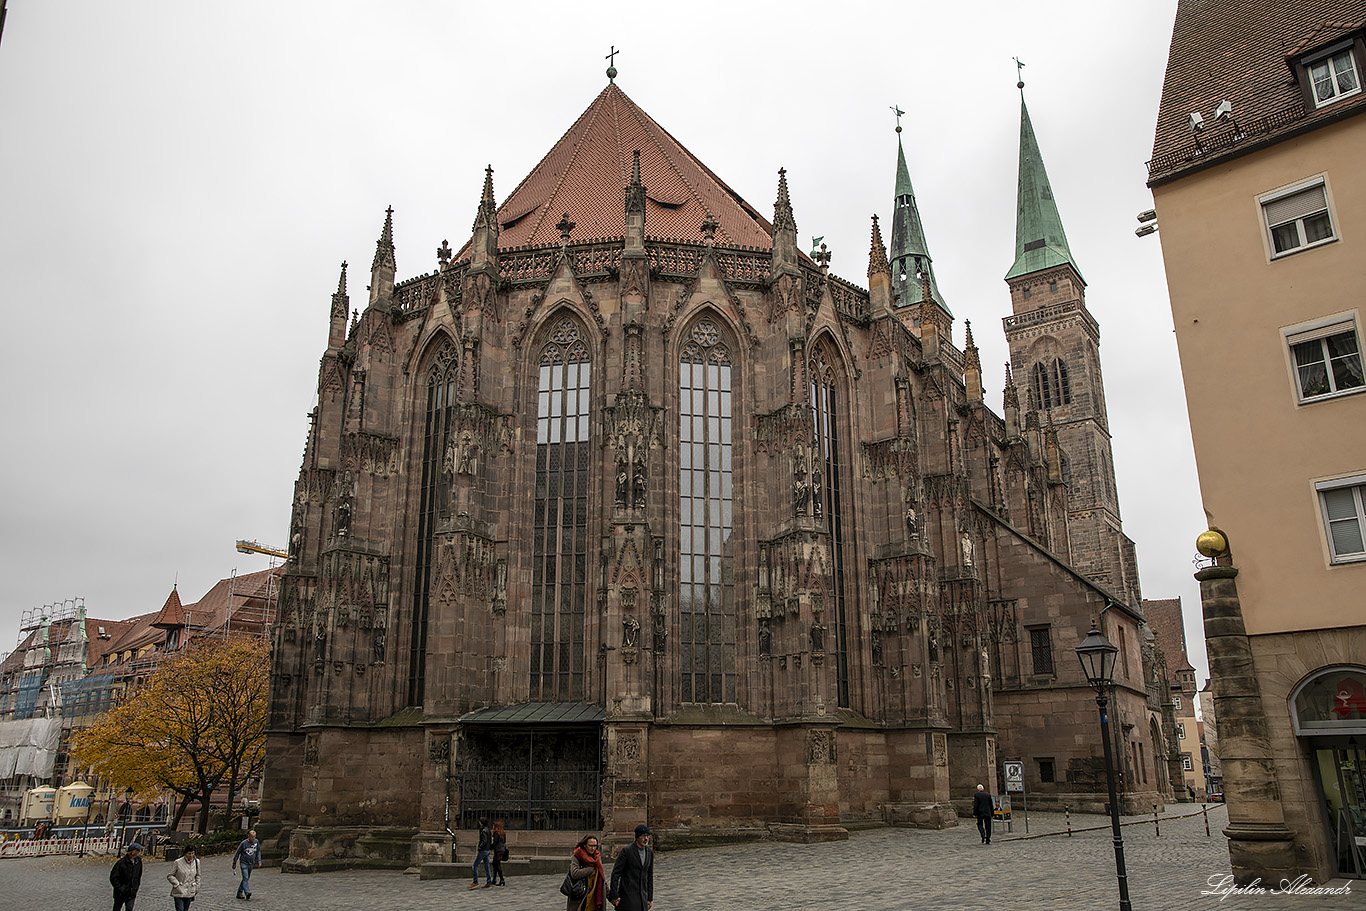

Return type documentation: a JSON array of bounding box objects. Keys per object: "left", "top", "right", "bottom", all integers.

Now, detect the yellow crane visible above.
[{"left": 234, "top": 539, "right": 288, "bottom": 560}]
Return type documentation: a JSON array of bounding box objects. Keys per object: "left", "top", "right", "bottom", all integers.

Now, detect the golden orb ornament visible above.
[{"left": 1196, "top": 529, "right": 1228, "bottom": 558}]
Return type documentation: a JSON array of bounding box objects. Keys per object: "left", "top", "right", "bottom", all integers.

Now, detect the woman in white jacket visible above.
[{"left": 167, "top": 845, "right": 201, "bottom": 911}]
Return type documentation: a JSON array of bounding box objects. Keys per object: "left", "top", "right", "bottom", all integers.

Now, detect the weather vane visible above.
[
  {"left": 606, "top": 45, "right": 620, "bottom": 83},
  {"left": 1014, "top": 57, "right": 1026, "bottom": 91},
  {"left": 890, "top": 105, "right": 905, "bottom": 134}
]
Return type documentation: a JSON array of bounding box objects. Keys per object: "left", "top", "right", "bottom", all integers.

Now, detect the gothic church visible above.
[{"left": 264, "top": 76, "right": 1168, "bottom": 869}]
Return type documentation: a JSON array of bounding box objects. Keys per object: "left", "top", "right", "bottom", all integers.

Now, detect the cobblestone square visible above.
[{"left": 2, "top": 806, "right": 1360, "bottom": 910}]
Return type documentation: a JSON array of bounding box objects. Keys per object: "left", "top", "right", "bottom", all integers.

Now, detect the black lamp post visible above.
[{"left": 1076, "top": 622, "right": 1132, "bottom": 911}]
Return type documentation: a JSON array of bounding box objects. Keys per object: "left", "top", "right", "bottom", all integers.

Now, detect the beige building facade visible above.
[{"left": 1148, "top": 0, "right": 1366, "bottom": 884}]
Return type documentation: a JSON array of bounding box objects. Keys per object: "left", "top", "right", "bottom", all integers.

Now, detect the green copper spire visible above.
[
  {"left": 889, "top": 134, "right": 949, "bottom": 315},
  {"left": 1006, "top": 97, "right": 1083, "bottom": 283}
]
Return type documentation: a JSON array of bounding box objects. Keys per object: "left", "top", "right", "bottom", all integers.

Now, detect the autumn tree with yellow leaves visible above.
[{"left": 73, "top": 636, "right": 268, "bottom": 833}]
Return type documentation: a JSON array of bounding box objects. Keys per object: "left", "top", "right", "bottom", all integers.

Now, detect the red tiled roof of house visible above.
[
  {"left": 151, "top": 587, "right": 185, "bottom": 629},
  {"left": 1150, "top": 0, "right": 1366, "bottom": 181},
  {"left": 1, "top": 615, "right": 131, "bottom": 675},
  {"left": 468, "top": 83, "right": 776, "bottom": 252},
  {"left": 83, "top": 618, "right": 134, "bottom": 667},
  {"left": 105, "top": 611, "right": 163, "bottom": 657},
  {"left": 181, "top": 567, "right": 279, "bottom": 634}
]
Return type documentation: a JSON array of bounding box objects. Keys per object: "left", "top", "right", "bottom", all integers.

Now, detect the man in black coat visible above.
[
  {"left": 608, "top": 824, "right": 654, "bottom": 911},
  {"left": 973, "top": 784, "right": 995, "bottom": 844},
  {"left": 110, "top": 842, "right": 144, "bottom": 911}
]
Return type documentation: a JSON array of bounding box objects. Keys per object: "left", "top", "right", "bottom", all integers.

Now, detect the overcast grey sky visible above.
[{"left": 0, "top": 1, "right": 1208, "bottom": 680}]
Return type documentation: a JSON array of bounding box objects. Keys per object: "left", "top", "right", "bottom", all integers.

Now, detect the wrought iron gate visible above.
[{"left": 458, "top": 728, "right": 602, "bottom": 831}]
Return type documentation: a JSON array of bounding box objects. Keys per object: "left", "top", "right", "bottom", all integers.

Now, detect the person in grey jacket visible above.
[
  {"left": 566, "top": 833, "right": 605, "bottom": 911},
  {"left": 167, "top": 845, "right": 200, "bottom": 911},
  {"left": 232, "top": 829, "right": 262, "bottom": 900}
]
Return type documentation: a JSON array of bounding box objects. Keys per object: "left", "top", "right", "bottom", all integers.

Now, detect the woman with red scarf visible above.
[{"left": 566, "top": 833, "right": 605, "bottom": 911}]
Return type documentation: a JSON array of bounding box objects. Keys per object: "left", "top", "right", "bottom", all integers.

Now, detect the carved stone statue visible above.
[
  {"left": 758, "top": 620, "right": 771, "bottom": 659},
  {"left": 652, "top": 607, "right": 667, "bottom": 651},
  {"left": 335, "top": 497, "right": 352, "bottom": 538},
  {"left": 615, "top": 463, "right": 630, "bottom": 508},
  {"left": 455, "top": 431, "right": 476, "bottom": 474},
  {"left": 810, "top": 622, "right": 824, "bottom": 653},
  {"left": 622, "top": 615, "right": 640, "bottom": 650},
  {"left": 793, "top": 474, "right": 810, "bottom": 512},
  {"left": 373, "top": 630, "right": 386, "bottom": 663},
  {"left": 631, "top": 461, "right": 647, "bottom": 510}
]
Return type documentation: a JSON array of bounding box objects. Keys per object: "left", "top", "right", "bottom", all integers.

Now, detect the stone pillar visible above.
[
  {"left": 603, "top": 723, "right": 649, "bottom": 844},
  {"left": 947, "top": 732, "right": 997, "bottom": 814},
  {"left": 413, "top": 728, "right": 454, "bottom": 867},
  {"left": 1196, "top": 565, "right": 1297, "bottom": 885},
  {"left": 770, "top": 723, "right": 848, "bottom": 843}
]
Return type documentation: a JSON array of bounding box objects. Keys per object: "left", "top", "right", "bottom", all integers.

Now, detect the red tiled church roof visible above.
[{"left": 481, "top": 83, "right": 776, "bottom": 251}]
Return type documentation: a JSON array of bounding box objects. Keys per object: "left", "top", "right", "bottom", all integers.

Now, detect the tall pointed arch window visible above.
[
  {"left": 408, "top": 341, "right": 459, "bottom": 706},
  {"left": 530, "top": 316, "right": 591, "bottom": 701},
  {"left": 679, "top": 318, "right": 736, "bottom": 703},
  {"left": 811, "top": 341, "right": 852, "bottom": 708},
  {"left": 1031, "top": 358, "right": 1072, "bottom": 410}
]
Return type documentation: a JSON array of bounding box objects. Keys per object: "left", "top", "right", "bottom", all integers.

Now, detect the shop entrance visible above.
[
  {"left": 1311, "top": 740, "right": 1366, "bottom": 878},
  {"left": 1291, "top": 665, "right": 1366, "bottom": 879}
]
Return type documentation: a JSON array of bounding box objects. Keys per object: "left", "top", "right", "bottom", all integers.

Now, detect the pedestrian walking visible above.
[
  {"left": 491, "top": 820, "right": 508, "bottom": 886},
  {"left": 469, "top": 817, "right": 494, "bottom": 888},
  {"left": 110, "top": 842, "right": 144, "bottom": 911},
  {"left": 608, "top": 824, "right": 653, "bottom": 911},
  {"left": 564, "top": 833, "right": 604, "bottom": 911},
  {"left": 973, "top": 784, "right": 994, "bottom": 845},
  {"left": 167, "top": 845, "right": 201, "bottom": 911},
  {"left": 231, "top": 829, "right": 262, "bottom": 900}
]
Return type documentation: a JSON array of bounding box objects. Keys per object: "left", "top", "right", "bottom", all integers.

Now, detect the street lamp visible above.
[{"left": 1076, "top": 622, "right": 1132, "bottom": 911}]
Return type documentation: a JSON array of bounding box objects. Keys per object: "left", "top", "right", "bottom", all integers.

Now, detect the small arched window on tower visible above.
[{"left": 1031, "top": 358, "right": 1073, "bottom": 410}]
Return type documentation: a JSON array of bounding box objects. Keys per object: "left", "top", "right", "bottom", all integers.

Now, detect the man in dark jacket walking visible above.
[
  {"left": 973, "top": 784, "right": 994, "bottom": 844},
  {"left": 110, "top": 842, "right": 144, "bottom": 911},
  {"left": 468, "top": 818, "right": 493, "bottom": 888},
  {"left": 608, "top": 824, "right": 654, "bottom": 911}
]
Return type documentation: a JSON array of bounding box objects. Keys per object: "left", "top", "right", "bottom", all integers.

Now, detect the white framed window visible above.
[
  {"left": 1177, "top": 722, "right": 1187, "bottom": 739},
  {"left": 1182, "top": 754, "right": 1194, "bottom": 772},
  {"left": 1307, "top": 45, "right": 1361, "bottom": 108},
  {"left": 1286, "top": 316, "right": 1364, "bottom": 402},
  {"left": 1315, "top": 475, "right": 1366, "bottom": 564},
  {"left": 1261, "top": 179, "right": 1337, "bottom": 257},
  {"left": 1173, "top": 694, "right": 1182, "bottom": 710}
]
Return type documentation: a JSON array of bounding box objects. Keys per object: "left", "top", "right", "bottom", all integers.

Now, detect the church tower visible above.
[
  {"left": 1002, "top": 90, "right": 1138, "bottom": 605},
  {"left": 888, "top": 119, "right": 950, "bottom": 336}
]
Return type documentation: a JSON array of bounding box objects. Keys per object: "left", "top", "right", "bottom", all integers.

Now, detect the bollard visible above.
[
  {"left": 1203, "top": 803, "right": 1210, "bottom": 837},
  {"left": 1065, "top": 806, "right": 1071, "bottom": 837},
  {"left": 1153, "top": 804, "right": 1160, "bottom": 837}
]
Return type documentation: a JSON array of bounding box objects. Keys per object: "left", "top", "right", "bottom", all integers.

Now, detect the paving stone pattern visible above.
[{"left": 2, "top": 806, "right": 1360, "bottom": 910}]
